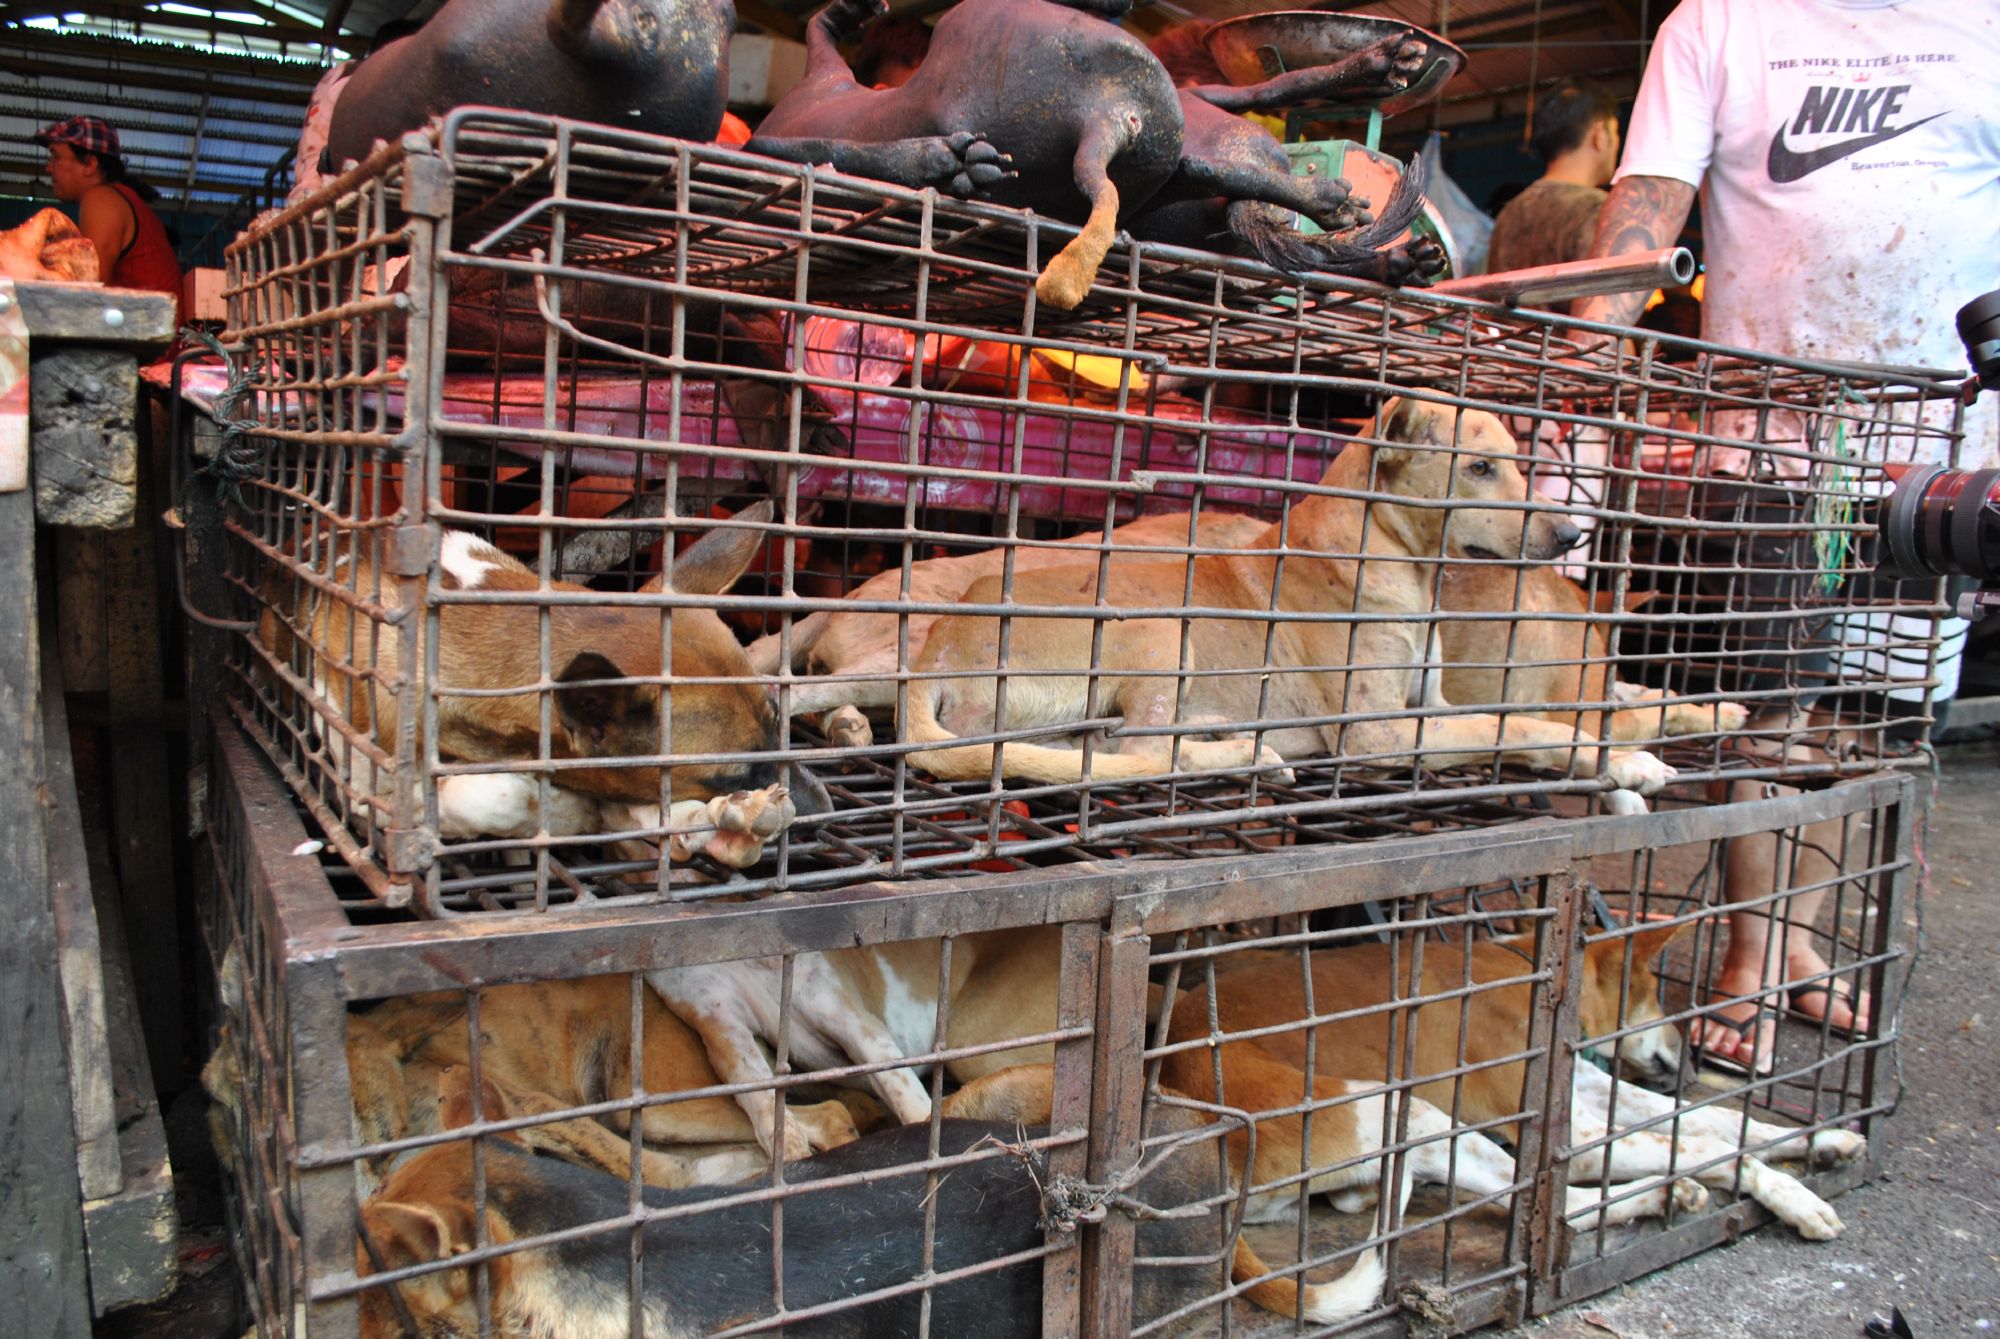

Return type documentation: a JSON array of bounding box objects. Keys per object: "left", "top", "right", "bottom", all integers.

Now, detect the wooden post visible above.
[{"left": 0, "top": 481, "right": 95, "bottom": 1334}]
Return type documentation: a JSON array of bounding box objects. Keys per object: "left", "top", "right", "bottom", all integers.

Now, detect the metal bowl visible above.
[{"left": 1203, "top": 12, "right": 1467, "bottom": 116}]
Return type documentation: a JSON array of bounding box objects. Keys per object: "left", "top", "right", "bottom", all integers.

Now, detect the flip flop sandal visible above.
[
  {"left": 1690, "top": 1005, "right": 1777, "bottom": 1079},
  {"left": 1784, "top": 982, "right": 1870, "bottom": 1039}
]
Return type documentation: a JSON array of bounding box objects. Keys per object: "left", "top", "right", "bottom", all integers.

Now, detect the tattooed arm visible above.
[{"left": 1570, "top": 175, "right": 1698, "bottom": 328}]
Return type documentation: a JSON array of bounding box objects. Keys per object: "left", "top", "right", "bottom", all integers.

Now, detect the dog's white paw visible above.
[
  {"left": 824, "top": 704, "right": 873, "bottom": 750},
  {"left": 1671, "top": 1177, "right": 1710, "bottom": 1214},
  {"left": 1794, "top": 1199, "right": 1844, "bottom": 1240},
  {"left": 1712, "top": 701, "right": 1751, "bottom": 732},
  {"left": 1607, "top": 750, "right": 1675, "bottom": 796},
  {"left": 1330, "top": 1188, "right": 1380, "bottom": 1215},
  {"left": 1809, "top": 1129, "right": 1866, "bottom": 1166},
  {"left": 1254, "top": 744, "right": 1295, "bottom": 785}
]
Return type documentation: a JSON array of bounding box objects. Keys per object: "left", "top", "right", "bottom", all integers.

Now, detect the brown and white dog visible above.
[
  {"left": 202, "top": 957, "right": 882, "bottom": 1197},
  {"left": 255, "top": 501, "right": 827, "bottom": 855},
  {"left": 1155, "top": 921, "right": 1864, "bottom": 1263},
  {"left": 744, "top": 509, "right": 1272, "bottom": 747},
  {"left": 899, "top": 398, "right": 1677, "bottom": 794},
  {"left": 646, "top": 926, "right": 1063, "bottom": 1162}
]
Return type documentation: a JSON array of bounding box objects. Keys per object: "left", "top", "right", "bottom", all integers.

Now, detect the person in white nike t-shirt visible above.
[{"left": 1573, "top": 0, "right": 2000, "bottom": 1078}]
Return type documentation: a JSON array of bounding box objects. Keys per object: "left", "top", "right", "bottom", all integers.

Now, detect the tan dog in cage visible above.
[
  {"left": 1434, "top": 566, "right": 1750, "bottom": 745},
  {"left": 744, "top": 509, "right": 1272, "bottom": 745},
  {"left": 253, "top": 501, "right": 826, "bottom": 861},
  {"left": 899, "top": 397, "right": 1677, "bottom": 794},
  {"left": 1155, "top": 921, "right": 1867, "bottom": 1258}
]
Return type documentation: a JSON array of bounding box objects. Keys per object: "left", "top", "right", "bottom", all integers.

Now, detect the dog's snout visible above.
[{"left": 1552, "top": 520, "right": 1585, "bottom": 552}]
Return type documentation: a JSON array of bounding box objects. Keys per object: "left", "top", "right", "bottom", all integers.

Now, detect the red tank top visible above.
[{"left": 103, "top": 182, "right": 181, "bottom": 326}]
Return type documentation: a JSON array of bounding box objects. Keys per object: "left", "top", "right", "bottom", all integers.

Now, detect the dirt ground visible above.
[
  {"left": 1507, "top": 740, "right": 2000, "bottom": 1339},
  {"left": 97, "top": 745, "right": 2000, "bottom": 1338}
]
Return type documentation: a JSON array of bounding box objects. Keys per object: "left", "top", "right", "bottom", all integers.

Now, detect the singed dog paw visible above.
[
  {"left": 824, "top": 704, "right": 874, "bottom": 750},
  {"left": 1606, "top": 750, "right": 1676, "bottom": 796},
  {"left": 821, "top": 0, "right": 888, "bottom": 42},
  {"left": 930, "top": 132, "right": 1015, "bottom": 198},
  {"left": 1357, "top": 28, "right": 1429, "bottom": 94}
]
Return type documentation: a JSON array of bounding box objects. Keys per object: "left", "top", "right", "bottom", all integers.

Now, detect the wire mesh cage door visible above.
[{"left": 1533, "top": 773, "right": 1913, "bottom": 1315}]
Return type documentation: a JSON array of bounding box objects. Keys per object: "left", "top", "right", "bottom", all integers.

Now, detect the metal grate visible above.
[{"left": 210, "top": 109, "right": 1960, "bottom": 916}]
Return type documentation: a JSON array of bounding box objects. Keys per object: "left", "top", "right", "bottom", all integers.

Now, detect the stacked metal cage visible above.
[{"left": 192, "top": 109, "right": 1935, "bottom": 1337}]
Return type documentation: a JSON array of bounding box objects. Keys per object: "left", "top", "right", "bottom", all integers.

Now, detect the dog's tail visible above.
[
  {"left": 1227, "top": 153, "right": 1434, "bottom": 283},
  {"left": 1234, "top": 1238, "right": 1386, "bottom": 1325},
  {"left": 904, "top": 676, "right": 1163, "bottom": 784}
]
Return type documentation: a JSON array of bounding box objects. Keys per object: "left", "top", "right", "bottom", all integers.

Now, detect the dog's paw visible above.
[
  {"left": 1711, "top": 701, "right": 1752, "bottom": 733},
  {"left": 1670, "top": 1178, "right": 1710, "bottom": 1214},
  {"left": 1330, "top": 1187, "right": 1379, "bottom": 1215},
  {"left": 1793, "top": 1198, "right": 1845, "bottom": 1241},
  {"left": 1606, "top": 750, "right": 1675, "bottom": 796},
  {"left": 1809, "top": 1129, "right": 1867, "bottom": 1166},
  {"left": 1254, "top": 745, "right": 1296, "bottom": 785},
  {"left": 821, "top": 0, "right": 888, "bottom": 41},
  {"left": 776, "top": 1122, "right": 816, "bottom": 1164},
  {"left": 930, "top": 132, "right": 1015, "bottom": 198},
  {"left": 825, "top": 704, "right": 874, "bottom": 750}
]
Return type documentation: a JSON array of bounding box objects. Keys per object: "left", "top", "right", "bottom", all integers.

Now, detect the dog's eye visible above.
[{"left": 1465, "top": 458, "right": 1495, "bottom": 477}]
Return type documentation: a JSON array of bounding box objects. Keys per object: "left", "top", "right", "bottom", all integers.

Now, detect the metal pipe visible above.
[{"left": 1429, "top": 246, "right": 1696, "bottom": 309}]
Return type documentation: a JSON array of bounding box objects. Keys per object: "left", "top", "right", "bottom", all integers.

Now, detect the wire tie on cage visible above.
[
  {"left": 172, "top": 325, "right": 271, "bottom": 519},
  {"left": 1810, "top": 385, "right": 1867, "bottom": 596}
]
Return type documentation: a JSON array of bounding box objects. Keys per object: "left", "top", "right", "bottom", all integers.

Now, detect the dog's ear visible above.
[
  {"left": 555, "top": 651, "right": 655, "bottom": 752},
  {"left": 1372, "top": 396, "right": 1436, "bottom": 474},
  {"left": 655, "top": 499, "right": 774, "bottom": 596},
  {"left": 1625, "top": 917, "right": 1699, "bottom": 964},
  {"left": 362, "top": 1199, "right": 467, "bottom": 1272},
  {"left": 1586, "top": 589, "right": 1657, "bottom": 616}
]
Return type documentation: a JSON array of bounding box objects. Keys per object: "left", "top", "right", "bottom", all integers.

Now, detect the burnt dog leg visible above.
[
  {"left": 1172, "top": 154, "right": 1369, "bottom": 237},
  {"left": 1182, "top": 30, "right": 1429, "bottom": 113},
  {"left": 748, "top": 130, "right": 1015, "bottom": 198}
]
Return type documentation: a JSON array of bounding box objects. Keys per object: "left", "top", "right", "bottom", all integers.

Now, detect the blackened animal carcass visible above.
[
  {"left": 325, "top": 0, "right": 734, "bottom": 169},
  {"left": 752, "top": 0, "right": 1435, "bottom": 308}
]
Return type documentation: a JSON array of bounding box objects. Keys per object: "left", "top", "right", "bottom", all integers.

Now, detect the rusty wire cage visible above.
[
  {"left": 203, "top": 107, "right": 1958, "bottom": 920},
  {"left": 197, "top": 707, "right": 1912, "bottom": 1339}
]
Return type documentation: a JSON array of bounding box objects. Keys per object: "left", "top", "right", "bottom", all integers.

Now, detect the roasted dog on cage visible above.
[
  {"left": 201, "top": 951, "right": 880, "bottom": 1196},
  {"left": 1154, "top": 920, "right": 1867, "bottom": 1251},
  {"left": 750, "top": 0, "right": 1442, "bottom": 310},
  {"left": 745, "top": 509, "right": 1271, "bottom": 748},
  {"left": 896, "top": 397, "right": 1677, "bottom": 795},
  {"left": 254, "top": 501, "right": 827, "bottom": 863}
]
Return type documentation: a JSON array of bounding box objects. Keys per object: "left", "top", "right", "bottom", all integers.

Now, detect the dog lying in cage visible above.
[
  {"left": 745, "top": 509, "right": 1272, "bottom": 746},
  {"left": 892, "top": 397, "right": 1683, "bottom": 795},
  {"left": 352, "top": 1068, "right": 1238, "bottom": 1338},
  {"left": 253, "top": 501, "right": 825, "bottom": 868},
  {"left": 1154, "top": 920, "right": 1866, "bottom": 1255},
  {"left": 201, "top": 948, "right": 883, "bottom": 1196},
  {"left": 756, "top": 505, "right": 1747, "bottom": 761}
]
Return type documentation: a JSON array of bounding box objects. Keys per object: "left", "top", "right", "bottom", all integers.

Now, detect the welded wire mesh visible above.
[{"left": 214, "top": 109, "right": 1959, "bottom": 915}]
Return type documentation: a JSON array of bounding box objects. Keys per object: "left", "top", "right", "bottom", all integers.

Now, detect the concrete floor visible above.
[{"left": 1507, "top": 741, "right": 2000, "bottom": 1339}]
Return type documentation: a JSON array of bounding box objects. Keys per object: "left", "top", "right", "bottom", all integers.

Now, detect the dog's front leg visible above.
[
  {"left": 647, "top": 967, "right": 816, "bottom": 1162},
  {"left": 1340, "top": 711, "right": 1677, "bottom": 795}
]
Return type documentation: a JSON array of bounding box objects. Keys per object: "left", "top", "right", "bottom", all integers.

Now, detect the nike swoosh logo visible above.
[{"left": 1767, "top": 111, "right": 1946, "bottom": 183}]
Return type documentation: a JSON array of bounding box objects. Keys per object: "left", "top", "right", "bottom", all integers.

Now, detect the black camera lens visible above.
[
  {"left": 1879, "top": 464, "right": 2000, "bottom": 579},
  {"left": 1958, "top": 290, "right": 2000, "bottom": 390}
]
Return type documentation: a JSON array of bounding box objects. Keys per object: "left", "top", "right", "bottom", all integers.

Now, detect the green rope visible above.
[{"left": 1811, "top": 388, "right": 1865, "bottom": 596}]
